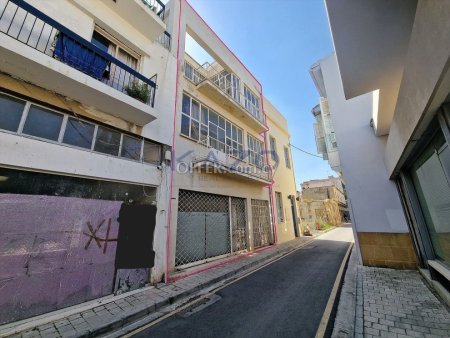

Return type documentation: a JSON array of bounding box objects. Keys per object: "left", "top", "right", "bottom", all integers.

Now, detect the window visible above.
[
  {"left": 22, "top": 105, "right": 64, "bottom": 141},
  {"left": 248, "top": 134, "right": 264, "bottom": 169},
  {"left": 63, "top": 117, "right": 95, "bottom": 149},
  {"left": 225, "top": 120, "right": 243, "bottom": 159},
  {"left": 184, "top": 61, "right": 203, "bottom": 83},
  {"left": 244, "top": 86, "right": 260, "bottom": 120},
  {"left": 275, "top": 192, "right": 284, "bottom": 222},
  {"left": 269, "top": 136, "right": 277, "bottom": 161},
  {"left": 92, "top": 29, "right": 139, "bottom": 91},
  {"left": 0, "top": 93, "right": 26, "bottom": 132},
  {"left": 0, "top": 92, "right": 162, "bottom": 165},
  {"left": 94, "top": 126, "right": 121, "bottom": 156},
  {"left": 284, "top": 146, "right": 291, "bottom": 169},
  {"left": 180, "top": 94, "right": 200, "bottom": 141},
  {"left": 121, "top": 134, "right": 142, "bottom": 160},
  {"left": 411, "top": 127, "right": 450, "bottom": 267},
  {"left": 212, "top": 71, "right": 240, "bottom": 102},
  {"left": 208, "top": 110, "right": 225, "bottom": 152},
  {"left": 143, "top": 141, "right": 161, "bottom": 164},
  {"left": 181, "top": 93, "right": 244, "bottom": 159}
]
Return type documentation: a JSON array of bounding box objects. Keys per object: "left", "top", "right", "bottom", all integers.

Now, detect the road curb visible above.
[
  {"left": 331, "top": 245, "right": 358, "bottom": 338},
  {"left": 83, "top": 239, "right": 316, "bottom": 337},
  {"left": 1, "top": 233, "right": 335, "bottom": 338},
  {"left": 316, "top": 242, "right": 354, "bottom": 338}
]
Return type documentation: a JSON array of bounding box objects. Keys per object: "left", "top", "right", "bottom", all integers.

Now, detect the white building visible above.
[
  {"left": 165, "top": 0, "right": 300, "bottom": 280},
  {"left": 0, "top": 0, "right": 175, "bottom": 324},
  {"left": 310, "top": 62, "right": 341, "bottom": 173},
  {"left": 318, "top": 0, "right": 450, "bottom": 299}
]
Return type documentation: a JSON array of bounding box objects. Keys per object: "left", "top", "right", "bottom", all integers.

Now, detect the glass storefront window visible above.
[{"left": 411, "top": 129, "right": 450, "bottom": 268}]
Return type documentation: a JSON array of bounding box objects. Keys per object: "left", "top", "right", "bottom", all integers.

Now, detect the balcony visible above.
[
  {"left": 0, "top": 0, "right": 158, "bottom": 126},
  {"left": 191, "top": 148, "right": 271, "bottom": 184},
  {"left": 184, "top": 60, "right": 267, "bottom": 133},
  {"left": 100, "top": 0, "right": 166, "bottom": 42}
]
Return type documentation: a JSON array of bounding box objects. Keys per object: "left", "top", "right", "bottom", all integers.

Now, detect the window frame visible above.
[
  {"left": 92, "top": 27, "right": 141, "bottom": 71},
  {"left": 0, "top": 92, "right": 28, "bottom": 133},
  {"left": 243, "top": 86, "right": 261, "bottom": 120},
  {"left": 284, "top": 146, "right": 291, "bottom": 169},
  {"left": 275, "top": 191, "right": 284, "bottom": 223},
  {"left": 181, "top": 93, "right": 245, "bottom": 160},
  {"left": 0, "top": 91, "right": 162, "bottom": 165},
  {"left": 247, "top": 133, "right": 265, "bottom": 169},
  {"left": 269, "top": 136, "right": 277, "bottom": 161},
  {"left": 183, "top": 60, "right": 204, "bottom": 84}
]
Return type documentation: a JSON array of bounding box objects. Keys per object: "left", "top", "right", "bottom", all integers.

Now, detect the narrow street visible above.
[{"left": 129, "top": 226, "right": 354, "bottom": 338}]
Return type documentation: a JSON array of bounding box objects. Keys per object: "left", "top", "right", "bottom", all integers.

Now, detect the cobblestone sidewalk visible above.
[
  {"left": 0, "top": 236, "right": 316, "bottom": 338},
  {"left": 355, "top": 267, "right": 450, "bottom": 338}
]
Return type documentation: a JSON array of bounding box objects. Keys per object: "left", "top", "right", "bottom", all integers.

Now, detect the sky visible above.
[{"left": 184, "top": 0, "right": 336, "bottom": 188}]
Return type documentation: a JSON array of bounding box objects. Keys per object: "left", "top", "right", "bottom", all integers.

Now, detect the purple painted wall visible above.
[{"left": 0, "top": 194, "right": 122, "bottom": 324}]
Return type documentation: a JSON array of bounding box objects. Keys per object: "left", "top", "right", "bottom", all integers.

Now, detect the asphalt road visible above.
[{"left": 132, "top": 226, "right": 354, "bottom": 338}]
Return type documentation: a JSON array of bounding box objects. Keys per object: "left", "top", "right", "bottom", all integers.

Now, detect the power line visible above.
[{"left": 289, "top": 143, "right": 323, "bottom": 158}]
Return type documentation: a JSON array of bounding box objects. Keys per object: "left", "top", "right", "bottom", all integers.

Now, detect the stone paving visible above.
[
  {"left": 355, "top": 266, "right": 450, "bottom": 338},
  {"left": 0, "top": 236, "right": 316, "bottom": 338}
]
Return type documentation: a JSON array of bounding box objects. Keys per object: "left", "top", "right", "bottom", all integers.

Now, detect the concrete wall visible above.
[
  {"left": 0, "top": 165, "right": 159, "bottom": 324},
  {"left": 320, "top": 54, "right": 407, "bottom": 234},
  {"left": 0, "top": 194, "right": 121, "bottom": 324},
  {"left": 385, "top": 0, "right": 450, "bottom": 177},
  {"left": 325, "top": 0, "right": 417, "bottom": 136}
]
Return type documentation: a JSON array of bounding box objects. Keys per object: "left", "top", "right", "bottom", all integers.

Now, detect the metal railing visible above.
[
  {"left": 175, "top": 190, "right": 248, "bottom": 269},
  {"left": 183, "top": 60, "right": 264, "bottom": 124},
  {"left": 141, "top": 0, "right": 166, "bottom": 21},
  {"left": 157, "top": 31, "right": 171, "bottom": 51},
  {"left": 0, "top": 0, "right": 157, "bottom": 107}
]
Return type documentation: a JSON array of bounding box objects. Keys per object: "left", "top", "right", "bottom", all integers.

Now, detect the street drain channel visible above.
[{"left": 177, "top": 294, "right": 222, "bottom": 318}]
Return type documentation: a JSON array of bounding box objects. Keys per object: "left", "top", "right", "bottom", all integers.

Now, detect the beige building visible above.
[
  {"left": 299, "top": 199, "right": 341, "bottom": 230},
  {"left": 265, "top": 98, "right": 301, "bottom": 243},
  {"left": 298, "top": 177, "right": 348, "bottom": 230},
  {"left": 319, "top": 0, "right": 450, "bottom": 297},
  {"left": 168, "top": 0, "right": 300, "bottom": 278}
]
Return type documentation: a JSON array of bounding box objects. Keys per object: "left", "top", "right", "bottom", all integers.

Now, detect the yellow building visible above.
[{"left": 265, "top": 98, "right": 301, "bottom": 243}]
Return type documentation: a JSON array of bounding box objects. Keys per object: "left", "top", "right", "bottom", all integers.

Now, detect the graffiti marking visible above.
[{"left": 84, "top": 218, "right": 117, "bottom": 253}]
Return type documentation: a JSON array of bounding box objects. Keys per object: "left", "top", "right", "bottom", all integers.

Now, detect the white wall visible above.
[{"left": 320, "top": 54, "right": 408, "bottom": 234}]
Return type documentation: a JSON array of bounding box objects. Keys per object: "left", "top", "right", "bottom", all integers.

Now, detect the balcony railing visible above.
[
  {"left": 141, "top": 0, "right": 166, "bottom": 21},
  {"left": 183, "top": 60, "right": 264, "bottom": 124},
  {"left": 0, "top": 0, "right": 157, "bottom": 107}
]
